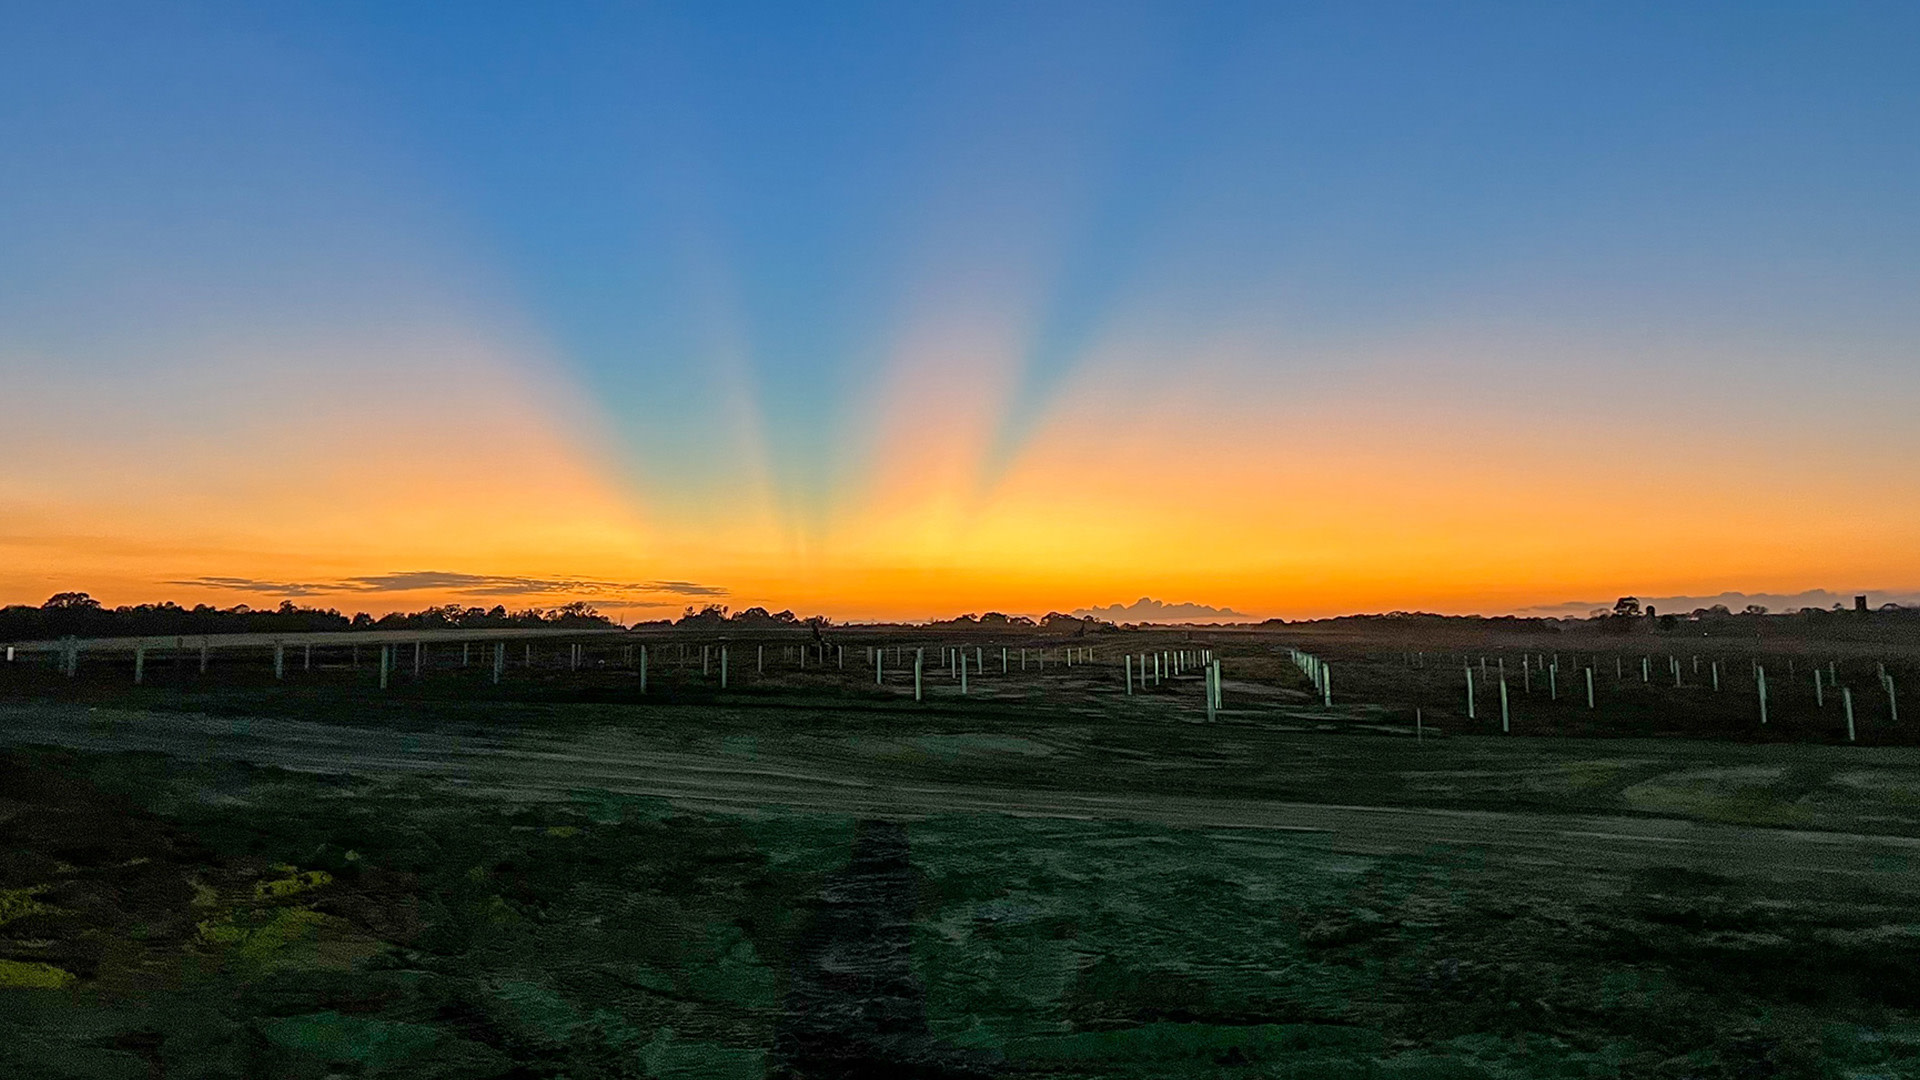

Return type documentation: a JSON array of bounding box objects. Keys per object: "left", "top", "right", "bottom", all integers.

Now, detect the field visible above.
[{"left": 3, "top": 624, "right": 1919, "bottom": 1078}]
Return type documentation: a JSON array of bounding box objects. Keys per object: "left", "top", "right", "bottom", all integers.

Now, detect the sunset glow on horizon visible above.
[{"left": 4, "top": 3, "right": 1918, "bottom": 624}]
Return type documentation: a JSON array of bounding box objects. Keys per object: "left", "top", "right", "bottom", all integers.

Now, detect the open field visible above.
[{"left": 3, "top": 624, "right": 1920, "bottom": 1077}]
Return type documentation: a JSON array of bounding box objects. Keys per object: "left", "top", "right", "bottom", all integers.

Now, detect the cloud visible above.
[
  {"left": 168, "top": 572, "right": 727, "bottom": 602},
  {"left": 1074, "top": 596, "right": 1251, "bottom": 623},
  {"left": 172, "top": 576, "right": 335, "bottom": 597},
  {"left": 1514, "top": 589, "right": 1920, "bottom": 619}
]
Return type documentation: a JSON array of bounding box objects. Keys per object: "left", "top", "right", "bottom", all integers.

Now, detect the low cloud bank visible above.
[
  {"left": 169, "top": 572, "right": 726, "bottom": 604},
  {"left": 1074, "top": 597, "right": 1251, "bottom": 623}
]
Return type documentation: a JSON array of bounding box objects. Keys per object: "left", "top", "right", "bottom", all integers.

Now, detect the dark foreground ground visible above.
[{"left": 3, "top": 629, "right": 1920, "bottom": 1078}]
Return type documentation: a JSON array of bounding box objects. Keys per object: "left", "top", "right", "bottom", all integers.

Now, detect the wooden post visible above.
[
  {"left": 274, "top": 643, "right": 284, "bottom": 680},
  {"left": 1002, "top": 647, "right": 1008, "bottom": 674},
  {"left": 876, "top": 648, "right": 883, "bottom": 685},
  {"left": 1465, "top": 666, "right": 1476, "bottom": 721},
  {"left": 914, "top": 648, "right": 923, "bottom": 702},
  {"left": 1885, "top": 675, "right": 1898, "bottom": 724},
  {"left": 492, "top": 643, "right": 505, "bottom": 684},
  {"left": 960, "top": 650, "right": 968, "bottom": 695},
  {"left": 1125, "top": 655, "right": 1133, "bottom": 695},
  {"left": 1712, "top": 661, "right": 1720, "bottom": 691},
  {"left": 1757, "top": 666, "right": 1769, "bottom": 725},
  {"left": 1205, "top": 663, "right": 1216, "bottom": 722},
  {"left": 1321, "top": 662, "right": 1330, "bottom": 707},
  {"left": 1499, "top": 675, "right": 1509, "bottom": 733},
  {"left": 759, "top": 645, "right": 764, "bottom": 675},
  {"left": 1549, "top": 664, "right": 1557, "bottom": 701},
  {"left": 1584, "top": 667, "right": 1594, "bottom": 709},
  {"left": 639, "top": 645, "right": 647, "bottom": 693},
  {"left": 201, "top": 638, "right": 211, "bottom": 673},
  {"left": 305, "top": 643, "right": 312, "bottom": 671},
  {"left": 525, "top": 644, "right": 532, "bottom": 668},
  {"left": 1815, "top": 669, "right": 1825, "bottom": 707},
  {"left": 379, "top": 645, "right": 391, "bottom": 690},
  {"left": 135, "top": 644, "right": 146, "bottom": 685},
  {"left": 703, "top": 645, "right": 710, "bottom": 677},
  {"left": 976, "top": 647, "right": 983, "bottom": 675},
  {"left": 721, "top": 647, "right": 728, "bottom": 689},
  {"left": 1844, "top": 686, "right": 1855, "bottom": 741}
]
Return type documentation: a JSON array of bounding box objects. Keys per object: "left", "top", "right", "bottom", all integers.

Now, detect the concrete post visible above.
[
  {"left": 1002, "top": 647, "right": 1008, "bottom": 674},
  {"left": 414, "top": 641, "right": 422, "bottom": 677},
  {"left": 976, "top": 647, "right": 983, "bottom": 675},
  {"left": 1500, "top": 676, "right": 1509, "bottom": 733},
  {"left": 1712, "top": 661, "right": 1720, "bottom": 691},
  {"left": 639, "top": 645, "right": 647, "bottom": 693},
  {"left": 1549, "top": 664, "right": 1557, "bottom": 701},
  {"left": 1523, "top": 657, "right": 1531, "bottom": 694},
  {"left": 1641, "top": 657, "right": 1649, "bottom": 683},
  {"left": 914, "top": 648, "right": 923, "bottom": 702},
  {"left": 838, "top": 646, "right": 844, "bottom": 669},
  {"left": 201, "top": 638, "right": 210, "bottom": 673},
  {"left": 1758, "top": 666, "right": 1769, "bottom": 725},
  {"left": 305, "top": 644, "right": 312, "bottom": 671},
  {"left": 960, "top": 650, "right": 968, "bottom": 695},
  {"left": 1844, "top": 686, "right": 1855, "bottom": 741},
  {"left": 721, "top": 647, "right": 728, "bottom": 689},
  {"left": 1322, "top": 663, "right": 1330, "bottom": 707},
  {"left": 703, "top": 646, "right": 710, "bottom": 677},
  {"left": 1125, "top": 655, "right": 1133, "bottom": 695},
  {"left": 759, "top": 645, "right": 764, "bottom": 675},
  {"left": 1586, "top": 667, "right": 1595, "bottom": 709},
  {"left": 1815, "top": 669, "right": 1825, "bottom": 707},
  {"left": 135, "top": 645, "right": 146, "bottom": 685},
  {"left": 876, "top": 649, "right": 883, "bottom": 685},
  {"left": 492, "top": 642, "right": 505, "bottom": 685},
  {"left": 379, "top": 645, "right": 391, "bottom": 690},
  {"left": 1673, "top": 658, "right": 1681, "bottom": 688},
  {"left": 273, "top": 644, "right": 284, "bottom": 680},
  {"left": 525, "top": 644, "right": 532, "bottom": 668},
  {"left": 463, "top": 643, "right": 470, "bottom": 667},
  {"left": 1020, "top": 648, "right": 1027, "bottom": 671},
  {"left": 1466, "top": 666, "right": 1476, "bottom": 721}
]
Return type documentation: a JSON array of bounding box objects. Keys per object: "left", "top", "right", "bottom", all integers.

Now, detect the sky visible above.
[{"left": 3, "top": 1, "right": 1917, "bottom": 622}]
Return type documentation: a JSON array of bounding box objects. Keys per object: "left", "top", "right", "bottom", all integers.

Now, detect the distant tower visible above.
[
  {"left": 1646, "top": 605, "right": 1656, "bottom": 619},
  {"left": 1856, "top": 594, "right": 1869, "bottom": 612}
]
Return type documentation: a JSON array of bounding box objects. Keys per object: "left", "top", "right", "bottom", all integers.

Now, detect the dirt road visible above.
[{"left": 5, "top": 702, "right": 1916, "bottom": 896}]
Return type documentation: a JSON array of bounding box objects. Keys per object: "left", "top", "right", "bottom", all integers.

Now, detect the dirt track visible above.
[{"left": 6, "top": 702, "right": 1917, "bottom": 898}]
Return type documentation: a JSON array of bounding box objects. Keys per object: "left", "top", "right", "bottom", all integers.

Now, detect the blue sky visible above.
[{"left": 3, "top": 2, "right": 1917, "bottom": 617}]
